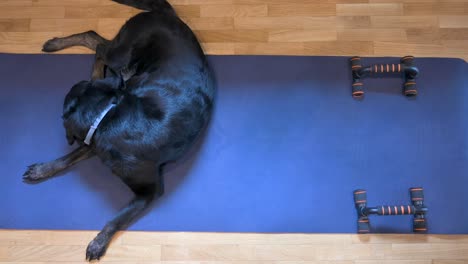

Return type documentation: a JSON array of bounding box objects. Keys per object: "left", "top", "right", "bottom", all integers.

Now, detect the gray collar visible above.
[{"left": 84, "top": 103, "right": 116, "bottom": 145}]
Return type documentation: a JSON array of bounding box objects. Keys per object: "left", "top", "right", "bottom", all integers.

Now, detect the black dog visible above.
[{"left": 22, "top": 0, "right": 215, "bottom": 261}]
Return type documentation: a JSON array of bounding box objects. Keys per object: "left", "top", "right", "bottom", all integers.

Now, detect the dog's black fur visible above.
[{"left": 22, "top": 0, "right": 215, "bottom": 261}]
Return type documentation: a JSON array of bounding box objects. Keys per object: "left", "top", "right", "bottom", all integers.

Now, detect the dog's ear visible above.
[
  {"left": 62, "top": 81, "right": 89, "bottom": 145},
  {"left": 62, "top": 98, "right": 77, "bottom": 120},
  {"left": 62, "top": 81, "right": 89, "bottom": 119}
]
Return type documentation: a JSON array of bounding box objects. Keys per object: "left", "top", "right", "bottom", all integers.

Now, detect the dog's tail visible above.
[{"left": 112, "top": 0, "right": 174, "bottom": 13}]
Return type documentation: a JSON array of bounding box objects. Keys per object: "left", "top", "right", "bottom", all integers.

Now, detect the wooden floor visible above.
[
  {"left": 1, "top": 230, "right": 468, "bottom": 263},
  {"left": 2, "top": 0, "right": 468, "bottom": 263},
  {"left": 0, "top": 0, "right": 467, "bottom": 60}
]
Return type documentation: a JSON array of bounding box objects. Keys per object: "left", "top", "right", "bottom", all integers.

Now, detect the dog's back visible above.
[{"left": 94, "top": 1, "right": 215, "bottom": 168}]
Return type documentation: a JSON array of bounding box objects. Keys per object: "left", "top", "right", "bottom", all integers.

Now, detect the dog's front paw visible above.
[
  {"left": 86, "top": 237, "right": 109, "bottom": 261},
  {"left": 23, "top": 163, "right": 49, "bottom": 183},
  {"left": 42, "top": 38, "right": 62, "bottom": 52}
]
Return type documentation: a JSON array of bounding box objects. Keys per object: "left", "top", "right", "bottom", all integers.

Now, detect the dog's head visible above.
[
  {"left": 62, "top": 79, "right": 121, "bottom": 145},
  {"left": 62, "top": 81, "right": 92, "bottom": 145}
]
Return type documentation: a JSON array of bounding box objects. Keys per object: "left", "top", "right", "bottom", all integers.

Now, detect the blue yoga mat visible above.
[{"left": 1, "top": 54, "right": 467, "bottom": 234}]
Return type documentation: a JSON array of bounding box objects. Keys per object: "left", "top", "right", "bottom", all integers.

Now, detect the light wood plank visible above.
[
  {"left": 195, "top": 30, "right": 267, "bottom": 43},
  {"left": 30, "top": 19, "right": 98, "bottom": 32},
  {"left": 405, "top": 28, "right": 441, "bottom": 44},
  {"left": 182, "top": 17, "right": 234, "bottom": 30},
  {"left": 1, "top": 231, "right": 468, "bottom": 263},
  {"left": 336, "top": 16, "right": 371, "bottom": 29},
  {"left": 351, "top": 234, "right": 468, "bottom": 244},
  {"left": 433, "top": 261, "right": 468, "bottom": 264},
  {"left": 200, "top": 42, "right": 235, "bottom": 54},
  {"left": 304, "top": 41, "right": 374, "bottom": 56},
  {"left": 64, "top": 5, "right": 138, "bottom": 18},
  {"left": 234, "top": 42, "right": 305, "bottom": 55},
  {"left": 0, "top": 32, "right": 61, "bottom": 44},
  {"left": 373, "top": 41, "right": 446, "bottom": 57},
  {"left": 439, "top": 28, "right": 468, "bottom": 40},
  {"left": 268, "top": 4, "right": 336, "bottom": 17},
  {"left": 338, "top": 29, "right": 407, "bottom": 41},
  {"left": 0, "top": 7, "right": 64, "bottom": 19},
  {"left": 122, "top": 232, "right": 352, "bottom": 245},
  {"left": 0, "top": 19, "right": 30, "bottom": 32},
  {"left": 234, "top": 17, "right": 337, "bottom": 30},
  {"left": 337, "top": 4, "right": 403, "bottom": 16},
  {"left": 439, "top": 16, "right": 468, "bottom": 28},
  {"left": 161, "top": 244, "right": 391, "bottom": 261},
  {"left": 403, "top": 3, "right": 468, "bottom": 16},
  {"left": 269, "top": 30, "right": 337, "bottom": 42},
  {"left": 390, "top": 243, "right": 468, "bottom": 260},
  {"left": 371, "top": 16, "right": 439, "bottom": 28},
  {"left": 1, "top": 245, "right": 161, "bottom": 262},
  {"left": 32, "top": 0, "right": 109, "bottom": 6},
  {"left": 200, "top": 5, "right": 267, "bottom": 17},
  {"left": 0, "top": 0, "right": 32, "bottom": 6}
]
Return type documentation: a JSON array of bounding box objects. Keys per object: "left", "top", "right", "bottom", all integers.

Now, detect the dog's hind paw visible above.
[
  {"left": 23, "top": 163, "right": 48, "bottom": 183},
  {"left": 42, "top": 38, "right": 62, "bottom": 52},
  {"left": 86, "top": 238, "right": 109, "bottom": 261}
]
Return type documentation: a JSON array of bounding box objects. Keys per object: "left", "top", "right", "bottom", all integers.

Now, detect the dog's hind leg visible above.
[
  {"left": 23, "top": 145, "right": 94, "bottom": 183},
  {"left": 42, "top": 31, "right": 110, "bottom": 80},
  {"left": 111, "top": 0, "right": 174, "bottom": 13},
  {"left": 42, "top": 30, "right": 109, "bottom": 52},
  {"left": 92, "top": 43, "right": 108, "bottom": 80},
  {"left": 85, "top": 169, "right": 163, "bottom": 261},
  {"left": 85, "top": 192, "right": 154, "bottom": 261}
]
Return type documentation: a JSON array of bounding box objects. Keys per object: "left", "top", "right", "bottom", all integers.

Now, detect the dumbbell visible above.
[
  {"left": 353, "top": 187, "right": 428, "bottom": 233},
  {"left": 350, "top": 56, "right": 419, "bottom": 98}
]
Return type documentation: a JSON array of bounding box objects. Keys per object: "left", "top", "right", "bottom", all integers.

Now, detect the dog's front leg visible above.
[{"left": 23, "top": 145, "right": 94, "bottom": 183}]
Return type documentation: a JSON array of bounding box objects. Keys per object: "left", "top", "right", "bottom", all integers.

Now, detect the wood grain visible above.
[
  {"left": 1, "top": 230, "right": 467, "bottom": 263},
  {"left": 0, "top": 0, "right": 466, "bottom": 60}
]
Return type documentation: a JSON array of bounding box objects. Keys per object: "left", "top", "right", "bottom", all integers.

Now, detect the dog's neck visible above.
[{"left": 83, "top": 102, "right": 116, "bottom": 145}]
